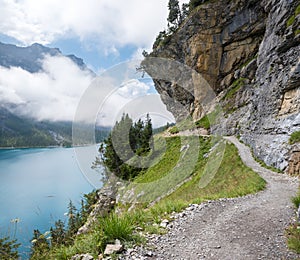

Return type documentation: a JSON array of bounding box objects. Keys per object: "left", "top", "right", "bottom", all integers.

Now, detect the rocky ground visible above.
[{"left": 118, "top": 136, "right": 299, "bottom": 260}]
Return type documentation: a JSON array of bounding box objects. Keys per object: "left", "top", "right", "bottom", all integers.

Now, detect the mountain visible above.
[
  {"left": 144, "top": 0, "right": 300, "bottom": 174},
  {"left": 0, "top": 42, "right": 94, "bottom": 74},
  {"left": 0, "top": 42, "right": 104, "bottom": 147},
  {"left": 0, "top": 106, "right": 110, "bottom": 147}
]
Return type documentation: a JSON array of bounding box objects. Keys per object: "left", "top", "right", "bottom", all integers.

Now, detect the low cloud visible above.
[
  {"left": 0, "top": 55, "right": 94, "bottom": 121},
  {"left": 0, "top": 58, "right": 174, "bottom": 126}
]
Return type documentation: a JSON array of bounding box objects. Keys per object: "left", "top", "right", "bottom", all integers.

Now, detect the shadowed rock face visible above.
[
  {"left": 149, "top": 0, "right": 267, "bottom": 119},
  {"left": 147, "top": 0, "right": 300, "bottom": 174}
]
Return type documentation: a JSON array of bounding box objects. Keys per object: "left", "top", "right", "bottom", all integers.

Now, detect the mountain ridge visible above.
[{"left": 0, "top": 41, "right": 94, "bottom": 74}]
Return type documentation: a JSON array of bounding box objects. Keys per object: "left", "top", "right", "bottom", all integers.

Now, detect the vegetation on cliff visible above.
[{"left": 289, "top": 131, "right": 300, "bottom": 145}]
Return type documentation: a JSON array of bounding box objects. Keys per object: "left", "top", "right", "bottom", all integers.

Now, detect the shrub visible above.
[
  {"left": 289, "top": 131, "right": 300, "bottom": 145},
  {"left": 168, "top": 126, "right": 179, "bottom": 134}
]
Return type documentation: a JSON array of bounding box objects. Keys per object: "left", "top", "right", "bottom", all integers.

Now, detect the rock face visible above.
[
  {"left": 77, "top": 183, "right": 117, "bottom": 235},
  {"left": 147, "top": 0, "right": 300, "bottom": 174}
]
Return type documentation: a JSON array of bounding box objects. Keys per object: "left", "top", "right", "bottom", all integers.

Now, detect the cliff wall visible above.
[{"left": 148, "top": 0, "right": 300, "bottom": 174}]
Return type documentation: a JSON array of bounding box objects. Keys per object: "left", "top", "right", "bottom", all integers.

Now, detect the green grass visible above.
[
  {"left": 223, "top": 78, "right": 247, "bottom": 100},
  {"left": 168, "top": 126, "right": 179, "bottom": 134},
  {"left": 296, "top": 4, "right": 300, "bottom": 16},
  {"left": 163, "top": 141, "right": 266, "bottom": 204},
  {"left": 195, "top": 115, "right": 210, "bottom": 129},
  {"left": 38, "top": 136, "right": 267, "bottom": 259},
  {"left": 292, "top": 193, "right": 300, "bottom": 208},
  {"left": 195, "top": 108, "right": 222, "bottom": 130},
  {"left": 287, "top": 223, "right": 300, "bottom": 253},
  {"left": 135, "top": 137, "right": 181, "bottom": 183},
  {"left": 290, "top": 131, "right": 300, "bottom": 145},
  {"left": 287, "top": 189, "right": 300, "bottom": 253},
  {"left": 286, "top": 4, "right": 300, "bottom": 28},
  {"left": 287, "top": 15, "right": 295, "bottom": 27},
  {"left": 240, "top": 54, "right": 258, "bottom": 69},
  {"left": 99, "top": 213, "right": 135, "bottom": 244},
  {"left": 253, "top": 154, "right": 282, "bottom": 173},
  {"left": 33, "top": 212, "right": 140, "bottom": 259}
]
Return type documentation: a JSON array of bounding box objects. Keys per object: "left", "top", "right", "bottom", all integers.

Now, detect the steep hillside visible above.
[
  {"left": 0, "top": 106, "right": 110, "bottom": 147},
  {"left": 146, "top": 0, "right": 300, "bottom": 174}
]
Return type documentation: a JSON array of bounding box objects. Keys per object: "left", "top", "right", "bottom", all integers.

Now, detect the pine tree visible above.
[
  {"left": 181, "top": 3, "right": 190, "bottom": 23},
  {"left": 0, "top": 237, "right": 19, "bottom": 259},
  {"left": 30, "top": 230, "right": 49, "bottom": 258},
  {"left": 66, "top": 200, "right": 78, "bottom": 239},
  {"left": 100, "top": 113, "right": 153, "bottom": 180},
  {"left": 167, "top": 0, "right": 181, "bottom": 30},
  {"left": 140, "top": 114, "right": 153, "bottom": 154},
  {"left": 50, "top": 220, "right": 65, "bottom": 246}
]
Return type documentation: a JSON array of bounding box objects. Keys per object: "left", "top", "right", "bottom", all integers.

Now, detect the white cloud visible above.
[
  {"left": 95, "top": 79, "right": 174, "bottom": 127},
  {"left": 0, "top": 55, "right": 94, "bottom": 121},
  {"left": 0, "top": 0, "right": 172, "bottom": 50},
  {"left": 118, "top": 80, "right": 150, "bottom": 98},
  {"left": 0, "top": 58, "right": 174, "bottom": 126},
  {"left": 0, "top": 0, "right": 189, "bottom": 51}
]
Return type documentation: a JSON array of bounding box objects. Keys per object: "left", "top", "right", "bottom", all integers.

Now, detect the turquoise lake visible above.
[{"left": 0, "top": 146, "right": 103, "bottom": 259}]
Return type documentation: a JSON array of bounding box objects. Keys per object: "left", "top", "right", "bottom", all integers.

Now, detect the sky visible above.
[{"left": 0, "top": 0, "right": 189, "bottom": 126}]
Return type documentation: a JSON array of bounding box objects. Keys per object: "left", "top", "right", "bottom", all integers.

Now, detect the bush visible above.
[
  {"left": 289, "top": 131, "right": 300, "bottom": 145},
  {"left": 168, "top": 126, "right": 179, "bottom": 134}
]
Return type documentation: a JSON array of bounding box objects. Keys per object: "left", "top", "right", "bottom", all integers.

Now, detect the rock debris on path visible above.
[{"left": 121, "top": 136, "right": 299, "bottom": 260}]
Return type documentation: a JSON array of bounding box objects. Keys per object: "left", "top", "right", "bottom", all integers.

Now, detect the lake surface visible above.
[{"left": 0, "top": 146, "right": 103, "bottom": 259}]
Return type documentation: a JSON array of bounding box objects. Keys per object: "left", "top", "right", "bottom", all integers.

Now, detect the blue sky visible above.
[{"left": 0, "top": 0, "right": 188, "bottom": 125}]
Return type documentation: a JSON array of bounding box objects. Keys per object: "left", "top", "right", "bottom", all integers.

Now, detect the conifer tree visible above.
[
  {"left": 0, "top": 237, "right": 19, "bottom": 259},
  {"left": 30, "top": 230, "right": 49, "bottom": 258},
  {"left": 100, "top": 113, "right": 153, "bottom": 180},
  {"left": 167, "top": 0, "right": 181, "bottom": 30},
  {"left": 50, "top": 220, "right": 65, "bottom": 246}
]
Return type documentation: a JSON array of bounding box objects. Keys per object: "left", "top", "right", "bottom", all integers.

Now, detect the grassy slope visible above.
[{"left": 36, "top": 136, "right": 266, "bottom": 259}]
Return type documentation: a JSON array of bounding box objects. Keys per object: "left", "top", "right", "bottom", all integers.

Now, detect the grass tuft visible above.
[
  {"left": 287, "top": 15, "right": 295, "bottom": 27},
  {"left": 287, "top": 223, "right": 300, "bottom": 253},
  {"left": 99, "top": 213, "right": 135, "bottom": 245},
  {"left": 289, "top": 131, "right": 300, "bottom": 145}
]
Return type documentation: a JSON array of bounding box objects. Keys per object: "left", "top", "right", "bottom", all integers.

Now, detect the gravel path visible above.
[{"left": 143, "top": 136, "right": 299, "bottom": 259}]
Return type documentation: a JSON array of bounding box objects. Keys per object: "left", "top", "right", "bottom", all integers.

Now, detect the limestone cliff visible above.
[{"left": 147, "top": 0, "right": 300, "bottom": 174}]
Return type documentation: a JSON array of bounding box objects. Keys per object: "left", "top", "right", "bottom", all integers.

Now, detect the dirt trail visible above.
[{"left": 150, "top": 136, "right": 299, "bottom": 259}]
